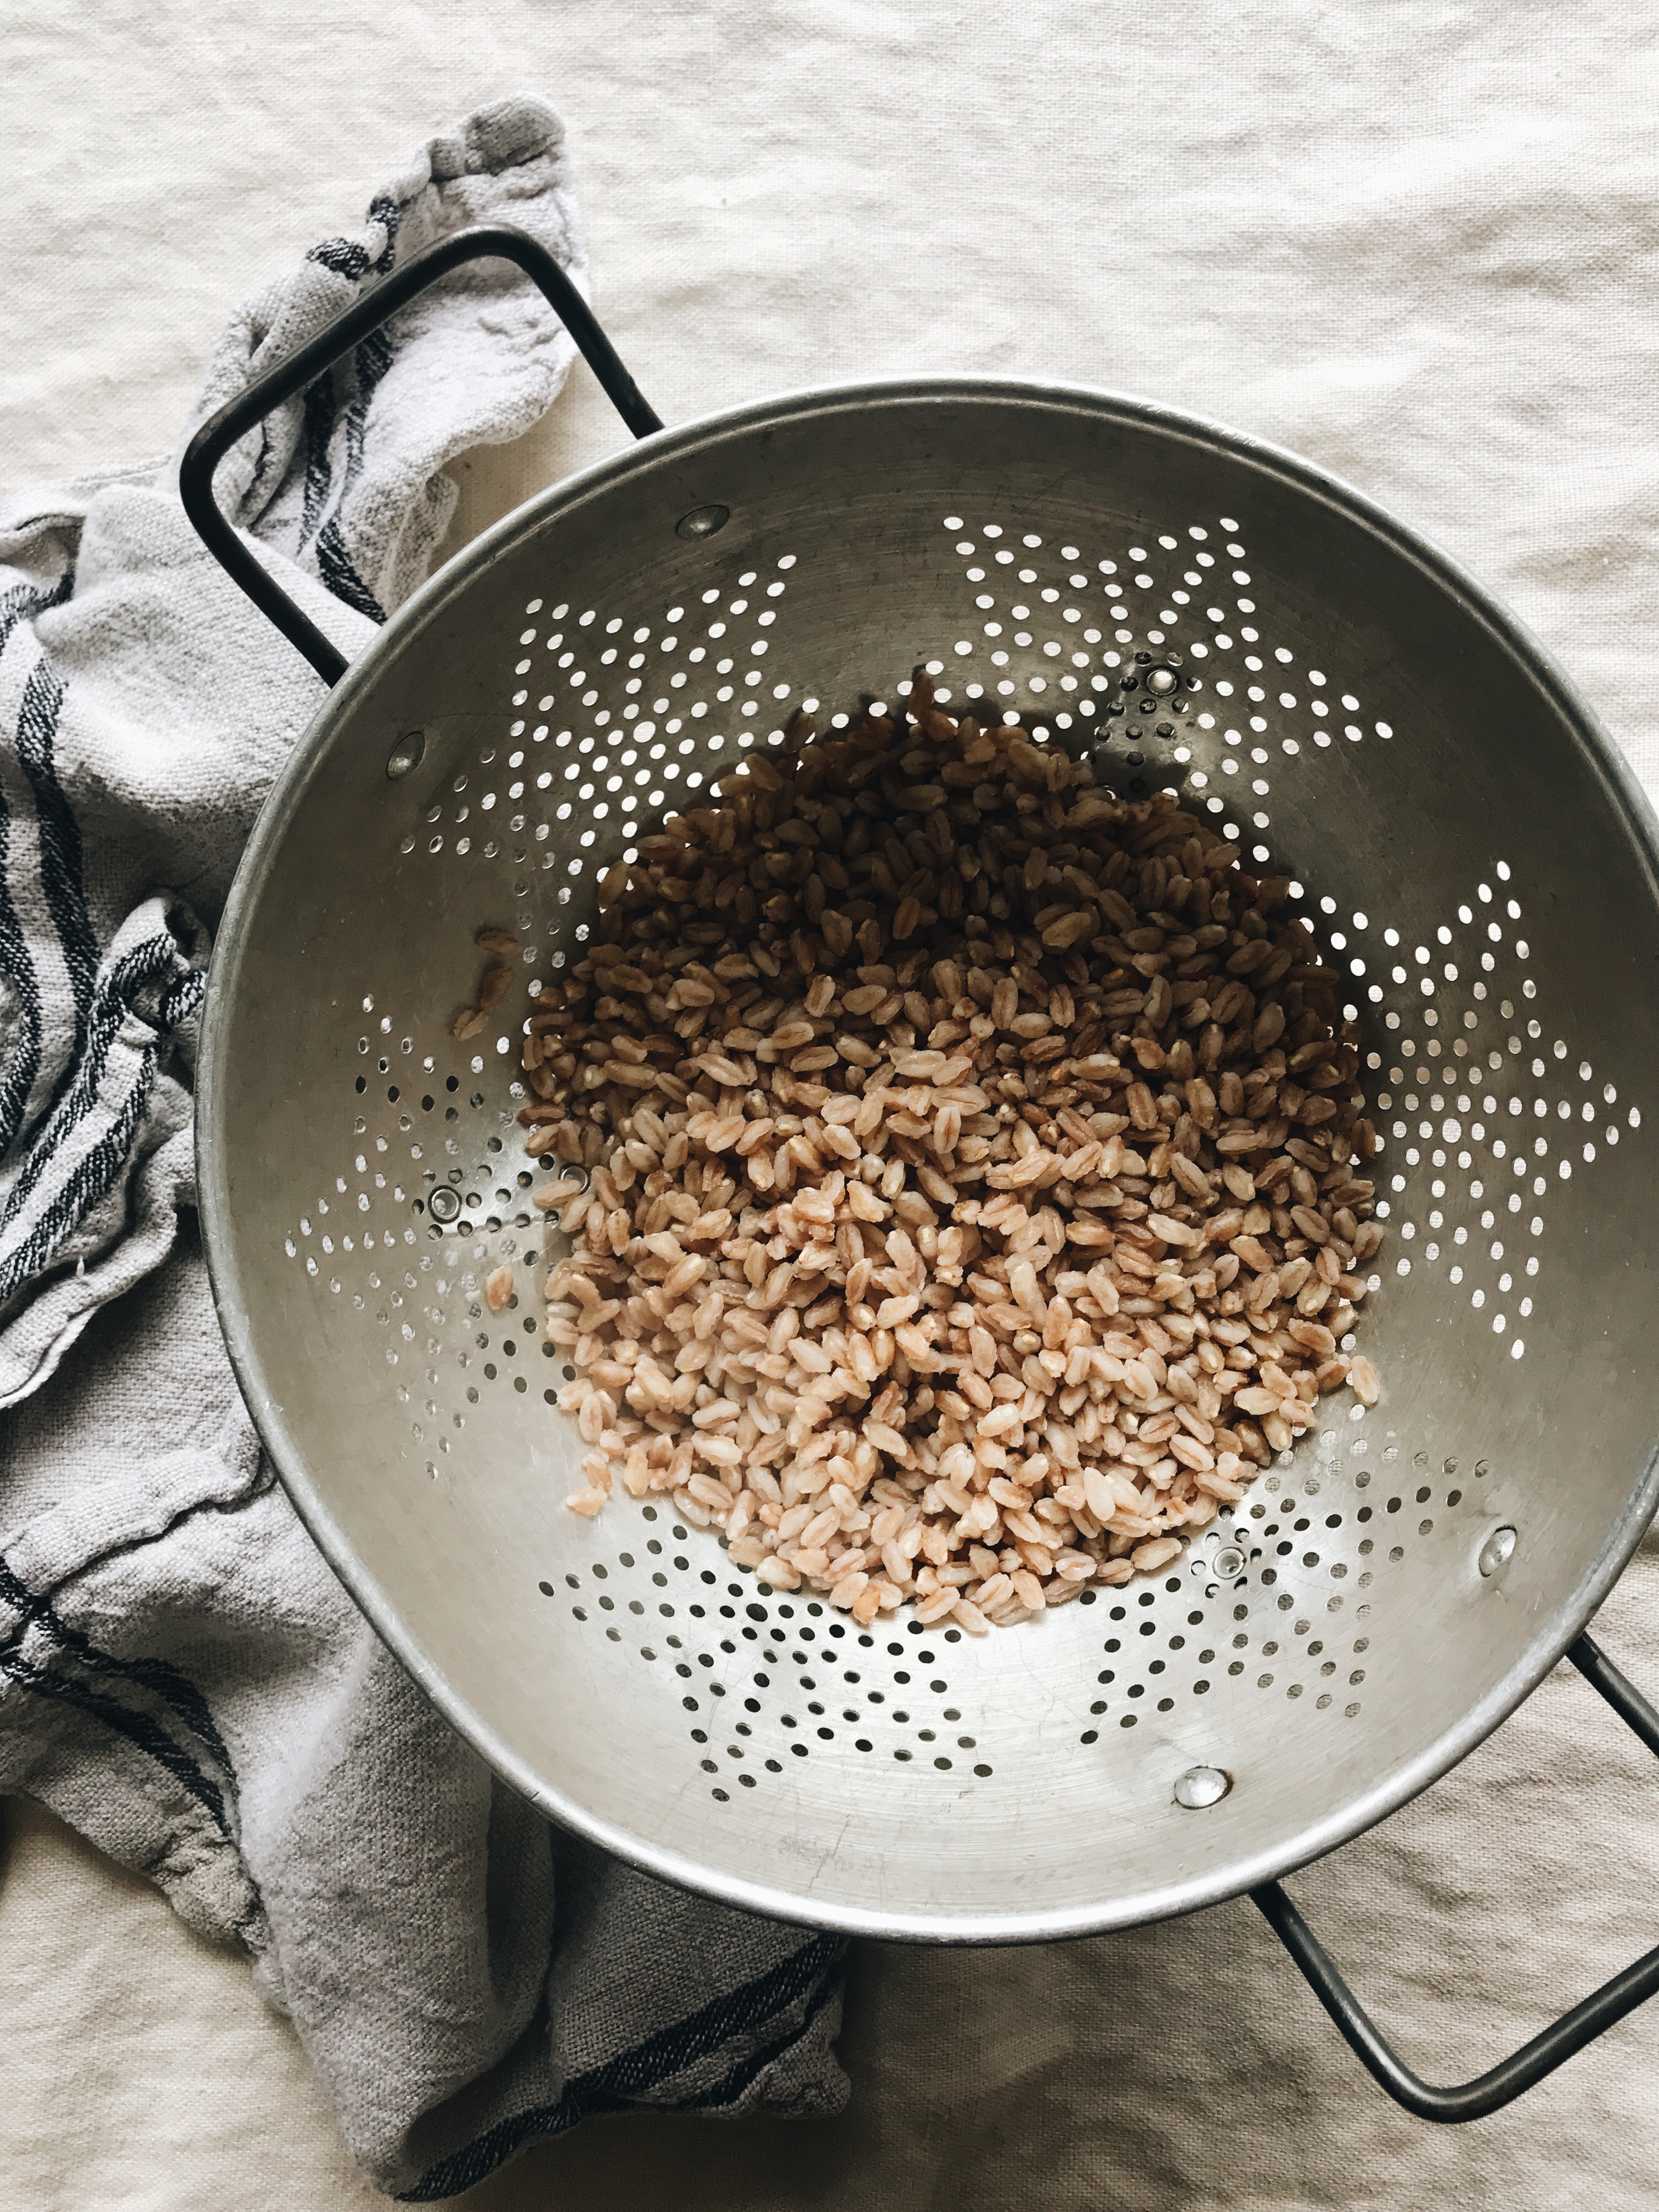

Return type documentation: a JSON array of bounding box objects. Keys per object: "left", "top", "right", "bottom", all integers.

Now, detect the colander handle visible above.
[
  {"left": 178, "top": 222, "right": 663, "bottom": 686},
  {"left": 1252, "top": 1630, "right": 1659, "bottom": 2121}
]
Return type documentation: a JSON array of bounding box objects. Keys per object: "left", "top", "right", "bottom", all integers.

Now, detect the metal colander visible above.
[{"left": 185, "top": 228, "right": 1659, "bottom": 2114}]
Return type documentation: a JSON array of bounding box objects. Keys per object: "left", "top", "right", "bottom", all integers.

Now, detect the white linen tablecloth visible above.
[{"left": 5, "top": 1, "right": 1659, "bottom": 2204}]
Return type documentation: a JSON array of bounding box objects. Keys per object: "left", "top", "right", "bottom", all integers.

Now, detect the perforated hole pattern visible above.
[{"left": 277, "top": 501, "right": 1639, "bottom": 1808}]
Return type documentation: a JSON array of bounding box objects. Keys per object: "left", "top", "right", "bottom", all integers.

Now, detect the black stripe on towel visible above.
[
  {"left": 365, "top": 191, "right": 402, "bottom": 275},
  {"left": 297, "top": 371, "right": 338, "bottom": 551},
  {"left": 0, "top": 572, "right": 74, "bottom": 1154},
  {"left": 1, "top": 1643, "right": 234, "bottom": 1836},
  {"left": 0, "top": 928, "right": 202, "bottom": 1300},
  {"left": 307, "top": 236, "right": 376, "bottom": 281},
  {"left": 0, "top": 918, "right": 183, "bottom": 1222},
  {"left": 309, "top": 325, "right": 395, "bottom": 622},
  {"left": 14, "top": 651, "right": 97, "bottom": 1040},
  {"left": 400, "top": 1931, "right": 846, "bottom": 2201},
  {"left": 0, "top": 777, "right": 43, "bottom": 1157},
  {"left": 0, "top": 1552, "right": 239, "bottom": 1785}
]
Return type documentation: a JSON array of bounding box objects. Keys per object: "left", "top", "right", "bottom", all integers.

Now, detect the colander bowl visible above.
[{"left": 184, "top": 225, "right": 1659, "bottom": 2115}]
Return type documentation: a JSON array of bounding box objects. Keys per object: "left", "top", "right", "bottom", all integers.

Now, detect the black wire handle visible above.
[
  {"left": 178, "top": 223, "right": 663, "bottom": 687},
  {"left": 1252, "top": 1632, "right": 1659, "bottom": 2120}
]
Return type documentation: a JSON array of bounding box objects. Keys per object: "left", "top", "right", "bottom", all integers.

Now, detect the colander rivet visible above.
[
  {"left": 675, "top": 504, "right": 730, "bottom": 540},
  {"left": 1145, "top": 667, "right": 1179, "bottom": 696},
  {"left": 1173, "top": 1765, "right": 1232, "bottom": 1810},
  {"left": 1210, "top": 1544, "right": 1246, "bottom": 1581},
  {"left": 1478, "top": 1525, "right": 1517, "bottom": 1578},
  {"left": 386, "top": 730, "right": 425, "bottom": 780},
  {"left": 427, "top": 1186, "right": 461, "bottom": 1223}
]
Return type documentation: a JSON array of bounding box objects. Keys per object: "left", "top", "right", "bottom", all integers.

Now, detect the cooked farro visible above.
[
  {"left": 522, "top": 672, "right": 1382, "bottom": 1632},
  {"left": 453, "top": 928, "right": 522, "bottom": 1039}
]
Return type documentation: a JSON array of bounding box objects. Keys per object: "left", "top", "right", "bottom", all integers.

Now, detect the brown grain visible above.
[{"left": 525, "top": 669, "right": 1383, "bottom": 1628}]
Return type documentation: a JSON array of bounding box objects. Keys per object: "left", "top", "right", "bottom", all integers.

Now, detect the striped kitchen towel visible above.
[{"left": 0, "top": 96, "right": 846, "bottom": 2199}]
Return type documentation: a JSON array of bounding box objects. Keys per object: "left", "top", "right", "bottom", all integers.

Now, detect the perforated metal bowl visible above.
[{"left": 190, "top": 239, "right": 1659, "bottom": 2021}]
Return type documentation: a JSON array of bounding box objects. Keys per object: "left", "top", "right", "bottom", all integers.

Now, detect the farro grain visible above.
[{"left": 517, "top": 668, "right": 1382, "bottom": 1624}]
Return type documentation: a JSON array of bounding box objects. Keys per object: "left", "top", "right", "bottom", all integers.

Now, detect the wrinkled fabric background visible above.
[{"left": 5, "top": 2, "right": 1659, "bottom": 2206}]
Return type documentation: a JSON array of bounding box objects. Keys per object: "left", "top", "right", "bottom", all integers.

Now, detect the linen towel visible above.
[{"left": 0, "top": 94, "right": 845, "bottom": 2200}]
